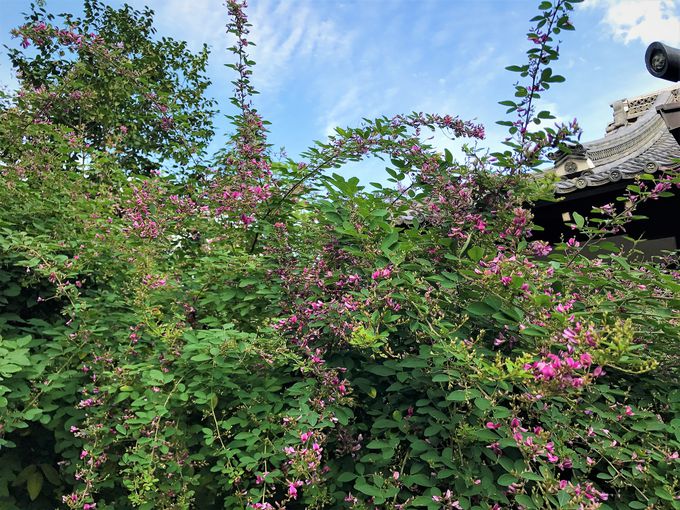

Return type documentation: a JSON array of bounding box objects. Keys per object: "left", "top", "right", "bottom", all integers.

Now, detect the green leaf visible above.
[
  {"left": 654, "top": 487, "right": 674, "bottom": 501},
  {"left": 337, "top": 472, "right": 357, "bottom": 482},
  {"left": 366, "top": 365, "right": 394, "bottom": 376},
  {"left": 467, "top": 246, "right": 484, "bottom": 262},
  {"left": 381, "top": 232, "right": 399, "bottom": 253},
  {"left": 572, "top": 211, "right": 584, "bottom": 228},
  {"left": 466, "top": 302, "right": 495, "bottom": 316},
  {"left": 12, "top": 465, "right": 37, "bottom": 486},
  {"left": 498, "top": 474, "right": 518, "bottom": 486},
  {"left": 354, "top": 478, "right": 382, "bottom": 497},
  {"left": 27, "top": 470, "right": 43, "bottom": 501},
  {"left": 521, "top": 325, "right": 547, "bottom": 337},
  {"left": 446, "top": 390, "right": 469, "bottom": 401},
  {"left": 515, "top": 494, "right": 535, "bottom": 508},
  {"left": 39, "top": 464, "right": 61, "bottom": 486},
  {"left": 24, "top": 408, "right": 43, "bottom": 421},
  {"left": 546, "top": 74, "right": 565, "bottom": 83},
  {"left": 557, "top": 490, "right": 570, "bottom": 507},
  {"left": 474, "top": 397, "right": 491, "bottom": 410},
  {"left": 4, "top": 285, "right": 21, "bottom": 297}
]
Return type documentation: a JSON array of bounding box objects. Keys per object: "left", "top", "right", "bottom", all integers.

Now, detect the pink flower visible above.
[
  {"left": 530, "top": 240, "right": 552, "bottom": 256},
  {"left": 487, "top": 442, "right": 502, "bottom": 455},
  {"left": 486, "top": 421, "right": 501, "bottom": 430},
  {"left": 371, "top": 267, "right": 392, "bottom": 280},
  {"left": 565, "top": 357, "right": 581, "bottom": 370},
  {"left": 287, "top": 480, "right": 302, "bottom": 499},
  {"left": 536, "top": 361, "right": 556, "bottom": 379}
]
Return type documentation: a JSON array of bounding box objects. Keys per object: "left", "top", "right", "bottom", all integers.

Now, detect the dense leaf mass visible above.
[{"left": 0, "top": 1, "right": 678, "bottom": 509}]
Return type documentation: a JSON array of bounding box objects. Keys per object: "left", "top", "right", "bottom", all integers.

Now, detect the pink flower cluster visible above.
[
  {"left": 371, "top": 267, "right": 392, "bottom": 280},
  {"left": 558, "top": 480, "right": 609, "bottom": 508},
  {"left": 525, "top": 351, "right": 594, "bottom": 386},
  {"left": 142, "top": 274, "right": 167, "bottom": 289}
]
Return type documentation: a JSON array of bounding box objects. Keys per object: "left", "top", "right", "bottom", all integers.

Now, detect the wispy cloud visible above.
[
  {"left": 247, "top": 0, "right": 354, "bottom": 91},
  {"left": 149, "top": 0, "right": 353, "bottom": 93},
  {"left": 584, "top": 0, "right": 680, "bottom": 46},
  {"left": 150, "top": 0, "right": 225, "bottom": 49}
]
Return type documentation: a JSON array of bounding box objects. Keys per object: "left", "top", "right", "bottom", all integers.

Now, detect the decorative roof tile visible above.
[{"left": 551, "top": 86, "right": 680, "bottom": 194}]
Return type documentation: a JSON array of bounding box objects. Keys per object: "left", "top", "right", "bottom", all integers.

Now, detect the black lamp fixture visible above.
[{"left": 645, "top": 42, "right": 680, "bottom": 144}]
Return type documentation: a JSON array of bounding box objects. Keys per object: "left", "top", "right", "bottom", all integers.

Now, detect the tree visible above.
[{"left": 3, "top": 0, "right": 215, "bottom": 175}]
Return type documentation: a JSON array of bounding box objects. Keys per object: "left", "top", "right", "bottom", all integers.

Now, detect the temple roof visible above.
[{"left": 550, "top": 85, "right": 680, "bottom": 194}]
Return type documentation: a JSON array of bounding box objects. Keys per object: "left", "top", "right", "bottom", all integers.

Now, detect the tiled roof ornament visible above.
[{"left": 606, "top": 99, "right": 628, "bottom": 133}]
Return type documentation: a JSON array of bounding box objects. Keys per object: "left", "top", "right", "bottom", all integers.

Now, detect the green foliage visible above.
[
  {"left": 4, "top": 0, "right": 215, "bottom": 175},
  {"left": 0, "top": 0, "right": 678, "bottom": 509}
]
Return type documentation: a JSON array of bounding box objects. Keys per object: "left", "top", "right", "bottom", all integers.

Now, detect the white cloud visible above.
[
  {"left": 322, "top": 85, "right": 362, "bottom": 137},
  {"left": 584, "top": 0, "right": 680, "bottom": 46},
  {"left": 247, "top": 0, "right": 354, "bottom": 91},
  {"left": 149, "top": 0, "right": 226, "bottom": 49},
  {"left": 148, "top": 0, "right": 353, "bottom": 93},
  {"left": 527, "top": 100, "right": 568, "bottom": 133}
]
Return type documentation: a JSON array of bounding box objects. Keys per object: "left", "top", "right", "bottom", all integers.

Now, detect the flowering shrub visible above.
[{"left": 0, "top": 1, "right": 679, "bottom": 509}]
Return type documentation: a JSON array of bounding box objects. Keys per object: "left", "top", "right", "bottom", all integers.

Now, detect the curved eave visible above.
[
  {"left": 555, "top": 128, "right": 680, "bottom": 194},
  {"left": 555, "top": 87, "right": 680, "bottom": 195}
]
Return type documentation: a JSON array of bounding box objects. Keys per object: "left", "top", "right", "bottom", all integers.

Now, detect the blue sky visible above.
[{"left": 1, "top": 0, "right": 679, "bottom": 179}]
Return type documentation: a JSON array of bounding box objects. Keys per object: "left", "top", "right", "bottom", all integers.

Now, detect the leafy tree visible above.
[{"left": 3, "top": 0, "right": 215, "bottom": 175}]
